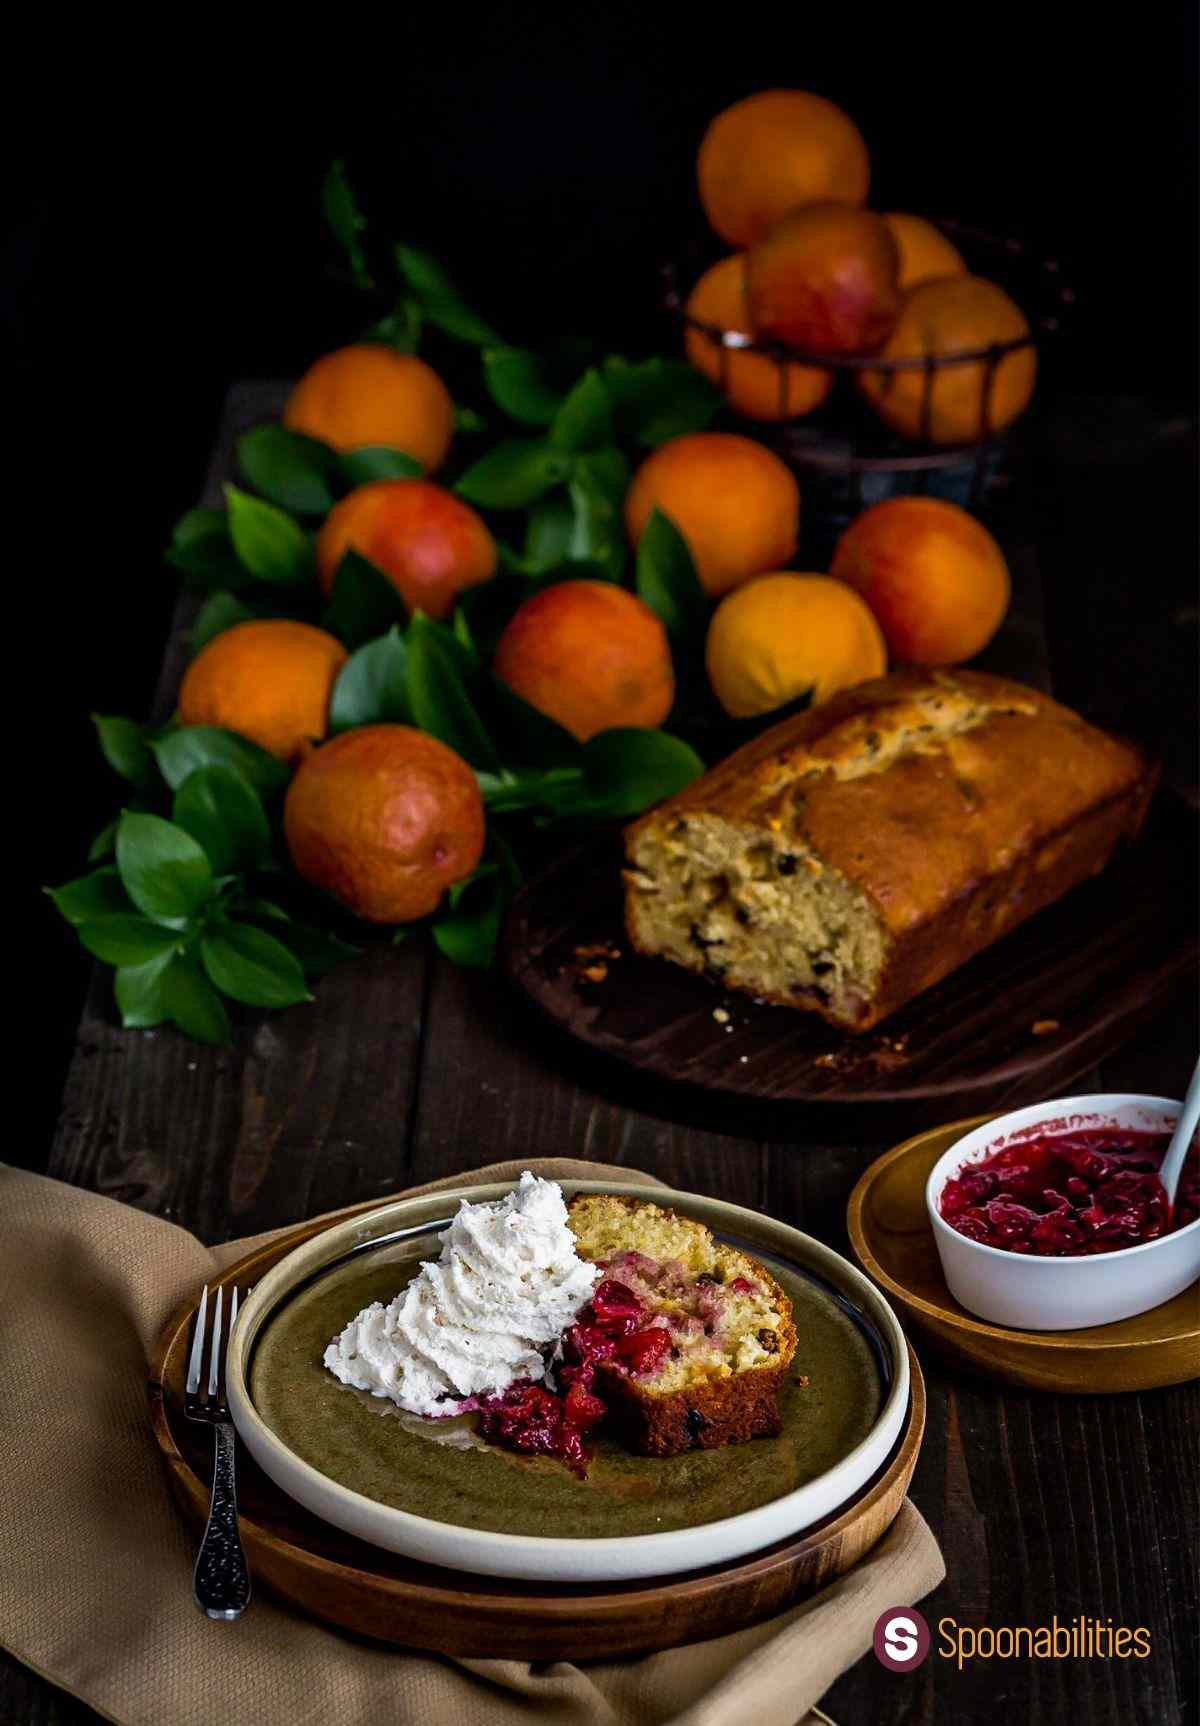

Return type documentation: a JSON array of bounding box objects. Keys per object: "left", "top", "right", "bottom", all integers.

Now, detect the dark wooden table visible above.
[{"left": 9, "top": 388, "right": 1199, "bottom": 1725}]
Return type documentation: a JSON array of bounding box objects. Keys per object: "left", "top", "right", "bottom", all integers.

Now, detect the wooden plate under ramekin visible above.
[
  {"left": 149, "top": 1202, "right": 924, "bottom": 1660},
  {"left": 847, "top": 1115, "right": 1200, "bottom": 1393}
]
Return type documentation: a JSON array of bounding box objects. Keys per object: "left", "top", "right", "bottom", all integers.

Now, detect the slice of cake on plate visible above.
[{"left": 564, "top": 1194, "right": 797, "bottom": 1458}]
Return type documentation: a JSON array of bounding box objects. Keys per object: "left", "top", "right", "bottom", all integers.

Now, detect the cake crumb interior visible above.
[{"left": 625, "top": 814, "right": 885, "bottom": 1023}]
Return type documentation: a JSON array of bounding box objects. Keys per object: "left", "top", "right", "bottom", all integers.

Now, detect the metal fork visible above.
[{"left": 184, "top": 1285, "right": 252, "bottom": 1620}]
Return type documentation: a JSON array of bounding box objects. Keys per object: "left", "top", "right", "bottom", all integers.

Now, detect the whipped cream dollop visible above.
[{"left": 323, "top": 1173, "right": 599, "bottom": 1417}]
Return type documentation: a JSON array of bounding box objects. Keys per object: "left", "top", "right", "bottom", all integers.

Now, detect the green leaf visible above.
[
  {"left": 322, "top": 549, "right": 407, "bottom": 649},
  {"left": 635, "top": 507, "right": 708, "bottom": 638},
  {"left": 580, "top": 728, "right": 705, "bottom": 817},
  {"left": 161, "top": 954, "right": 233, "bottom": 1044},
  {"left": 564, "top": 475, "right": 622, "bottom": 576},
  {"left": 432, "top": 837, "right": 521, "bottom": 968},
  {"left": 166, "top": 507, "right": 244, "bottom": 590},
  {"left": 338, "top": 446, "right": 423, "bottom": 487},
  {"left": 365, "top": 301, "right": 422, "bottom": 354},
  {"left": 455, "top": 439, "right": 569, "bottom": 509},
  {"left": 76, "top": 915, "right": 183, "bottom": 966},
  {"left": 329, "top": 627, "right": 411, "bottom": 732},
  {"left": 168, "top": 505, "right": 225, "bottom": 551},
  {"left": 88, "top": 820, "right": 118, "bottom": 862},
  {"left": 237, "top": 895, "right": 290, "bottom": 922},
  {"left": 224, "top": 484, "right": 314, "bottom": 585},
  {"left": 394, "top": 244, "right": 500, "bottom": 346},
  {"left": 114, "top": 950, "right": 176, "bottom": 1029},
  {"left": 475, "top": 765, "right": 583, "bottom": 815},
  {"left": 200, "top": 922, "right": 312, "bottom": 1008},
  {"left": 93, "top": 715, "right": 157, "bottom": 791},
  {"left": 406, "top": 612, "right": 499, "bottom": 770},
  {"left": 237, "top": 425, "right": 337, "bottom": 515},
  {"left": 151, "top": 727, "right": 290, "bottom": 795},
  {"left": 483, "top": 348, "right": 563, "bottom": 426},
  {"left": 487, "top": 677, "right": 582, "bottom": 768},
  {"left": 47, "top": 867, "right": 130, "bottom": 925},
  {"left": 188, "top": 591, "right": 256, "bottom": 654},
  {"left": 523, "top": 492, "right": 574, "bottom": 569},
  {"left": 322, "top": 158, "right": 373, "bottom": 290},
  {"left": 566, "top": 448, "right": 630, "bottom": 579},
  {"left": 262, "top": 920, "right": 361, "bottom": 976},
  {"left": 453, "top": 569, "right": 529, "bottom": 658},
  {"left": 604, "top": 357, "right": 721, "bottom": 446},
  {"left": 172, "top": 765, "right": 271, "bottom": 874},
  {"left": 452, "top": 603, "right": 478, "bottom": 664},
  {"left": 116, "top": 812, "right": 214, "bottom": 923},
  {"left": 550, "top": 369, "right": 613, "bottom": 452},
  {"left": 455, "top": 405, "right": 488, "bottom": 434}
]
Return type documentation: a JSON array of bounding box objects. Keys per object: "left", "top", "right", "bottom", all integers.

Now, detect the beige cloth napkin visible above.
[{"left": 0, "top": 1158, "right": 943, "bottom": 1726}]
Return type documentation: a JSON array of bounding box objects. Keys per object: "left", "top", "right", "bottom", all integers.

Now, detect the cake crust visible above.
[{"left": 623, "top": 669, "right": 1156, "bottom": 1031}]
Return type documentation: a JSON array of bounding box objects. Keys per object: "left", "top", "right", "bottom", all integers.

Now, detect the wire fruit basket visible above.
[{"left": 662, "top": 219, "right": 1073, "bottom": 544}]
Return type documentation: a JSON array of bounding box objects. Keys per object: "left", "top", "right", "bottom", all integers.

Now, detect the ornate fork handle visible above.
[{"left": 193, "top": 1422, "right": 252, "bottom": 1620}]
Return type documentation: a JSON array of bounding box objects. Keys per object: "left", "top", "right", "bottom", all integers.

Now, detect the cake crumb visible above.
[
  {"left": 1031, "top": 1018, "right": 1060, "bottom": 1036},
  {"left": 712, "top": 1007, "right": 730, "bottom": 1024},
  {"left": 815, "top": 1052, "right": 838, "bottom": 1068},
  {"left": 568, "top": 941, "right": 621, "bottom": 985},
  {"left": 870, "top": 1049, "right": 909, "bottom": 1071}
]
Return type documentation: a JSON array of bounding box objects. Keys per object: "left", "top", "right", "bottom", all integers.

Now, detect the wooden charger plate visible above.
[
  {"left": 501, "top": 800, "right": 1197, "bottom": 1123},
  {"left": 149, "top": 1214, "right": 925, "bottom": 1659},
  {"left": 847, "top": 1115, "right": 1200, "bottom": 1393}
]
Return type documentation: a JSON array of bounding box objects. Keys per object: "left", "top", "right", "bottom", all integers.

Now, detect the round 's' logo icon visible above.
[{"left": 873, "top": 1605, "right": 931, "bottom": 1671}]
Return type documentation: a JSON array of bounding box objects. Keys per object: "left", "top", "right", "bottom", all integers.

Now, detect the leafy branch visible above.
[{"left": 51, "top": 160, "right": 721, "bottom": 1046}]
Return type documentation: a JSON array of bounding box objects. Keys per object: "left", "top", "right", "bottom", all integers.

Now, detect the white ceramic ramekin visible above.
[{"left": 926, "top": 1094, "right": 1200, "bottom": 1331}]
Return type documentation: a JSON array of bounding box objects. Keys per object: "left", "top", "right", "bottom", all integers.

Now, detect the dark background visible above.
[{"left": 10, "top": 8, "right": 1198, "bottom": 1150}]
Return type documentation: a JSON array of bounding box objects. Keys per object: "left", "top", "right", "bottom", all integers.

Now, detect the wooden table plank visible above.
[
  {"left": 48, "top": 941, "right": 432, "bottom": 1243},
  {"left": 12, "top": 389, "right": 1196, "bottom": 1726}
]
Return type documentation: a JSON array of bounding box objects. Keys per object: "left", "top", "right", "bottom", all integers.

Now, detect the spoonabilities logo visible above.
[{"left": 873, "top": 1606, "right": 931, "bottom": 1671}]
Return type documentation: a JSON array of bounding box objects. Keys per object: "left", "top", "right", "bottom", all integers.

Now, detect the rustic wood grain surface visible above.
[{"left": 8, "top": 386, "right": 1198, "bottom": 1726}]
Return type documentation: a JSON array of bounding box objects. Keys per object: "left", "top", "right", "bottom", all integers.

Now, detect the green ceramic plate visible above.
[
  {"left": 227, "top": 1182, "right": 910, "bottom": 1582},
  {"left": 251, "top": 1233, "right": 882, "bottom": 1541}
]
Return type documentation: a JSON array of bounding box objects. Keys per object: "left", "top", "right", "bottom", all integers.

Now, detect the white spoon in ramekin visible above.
[{"left": 1159, "top": 1056, "right": 1200, "bottom": 1215}]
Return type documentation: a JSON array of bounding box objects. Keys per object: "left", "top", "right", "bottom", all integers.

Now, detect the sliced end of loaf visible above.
[{"left": 623, "top": 812, "right": 886, "bottom": 1028}]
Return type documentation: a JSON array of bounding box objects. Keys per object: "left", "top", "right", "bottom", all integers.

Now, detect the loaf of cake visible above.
[
  {"left": 623, "top": 669, "right": 1155, "bottom": 1032},
  {"left": 566, "top": 1193, "right": 797, "bottom": 1457}
]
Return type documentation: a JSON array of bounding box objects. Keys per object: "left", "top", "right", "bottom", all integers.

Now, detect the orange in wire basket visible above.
[
  {"left": 746, "top": 205, "right": 901, "bottom": 356},
  {"left": 684, "top": 255, "right": 832, "bottom": 421},
  {"left": 697, "top": 90, "right": 871, "bottom": 248},
  {"left": 857, "top": 276, "right": 1037, "bottom": 445},
  {"left": 881, "top": 214, "right": 967, "bottom": 292}
]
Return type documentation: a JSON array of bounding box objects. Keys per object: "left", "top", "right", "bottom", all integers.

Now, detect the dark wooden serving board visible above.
[{"left": 502, "top": 796, "right": 1198, "bottom": 1124}]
